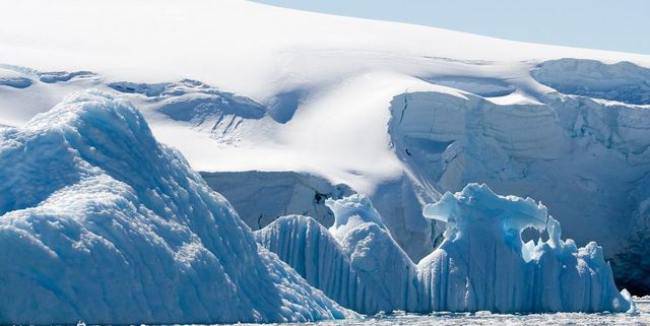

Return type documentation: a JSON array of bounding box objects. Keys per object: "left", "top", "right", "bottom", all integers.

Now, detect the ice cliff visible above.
[
  {"left": 0, "top": 91, "right": 351, "bottom": 324},
  {"left": 258, "top": 185, "right": 633, "bottom": 314}
]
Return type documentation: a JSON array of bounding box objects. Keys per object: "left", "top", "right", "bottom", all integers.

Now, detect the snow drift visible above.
[
  {"left": 0, "top": 91, "right": 351, "bottom": 324},
  {"left": 258, "top": 185, "right": 633, "bottom": 314}
]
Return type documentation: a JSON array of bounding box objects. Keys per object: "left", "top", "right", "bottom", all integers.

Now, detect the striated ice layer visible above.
[
  {"left": 258, "top": 185, "right": 633, "bottom": 315},
  {"left": 255, "top": 215, "right": 381, "bottom": 314},
  {"left": 0, "top": 91, "right": 352, "bottom": 324},
  {"left": 325, "top": 195, "right": 420, "bottom": 313},
  {"left": 256, "top": 195, "right": 420, "bottom": 315}
]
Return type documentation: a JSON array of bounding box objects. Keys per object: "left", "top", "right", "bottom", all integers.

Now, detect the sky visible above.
[{"left": 252, "top": 0, "right": 650, "bottom": 55}]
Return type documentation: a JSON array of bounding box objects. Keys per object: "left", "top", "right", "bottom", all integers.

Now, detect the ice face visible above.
[
  {"left": 257, "top": 195, "right": 419, "bottom": 314},
  {"left": 255, "top": 215, "right": 383, "bottom": 314},
  {"left": 259, "top": 185, "right": 633, "bottom": 315},
  {"left": 0, "top": 91, "right": 351, "bottom": 324}
]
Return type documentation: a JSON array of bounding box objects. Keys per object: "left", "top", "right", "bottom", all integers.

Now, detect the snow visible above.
[
  {"left": 0, "top": 91, "right": 352, "bottom": 324},
  {"left": 258, "top": 185, "right": 633, "bottom": 315},
  {"left": 531, "top": 59, "right": 650, "bottom": 104},
  {"left": 0, "top": 68, "right": 32, "bottom": 89}
]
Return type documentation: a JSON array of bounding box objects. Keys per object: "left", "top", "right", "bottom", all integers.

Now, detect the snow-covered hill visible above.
[{"left": 1, "top": 0, "right": 650, "bottom": 294}]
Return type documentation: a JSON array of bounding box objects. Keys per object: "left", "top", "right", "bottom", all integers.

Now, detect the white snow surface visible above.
[
  {"left": 257, "top": 185, "right": 633, "bottom": 314},
  {"left": 1, "top": 0, "right": 650, "bottom": 193},
  {"left": 0, "top": 91, "right": 353, "bottom": 324}
]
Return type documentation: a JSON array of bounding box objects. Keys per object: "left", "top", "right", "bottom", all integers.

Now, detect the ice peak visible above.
[{"left": 326, "top": 194, "right": 386, "bottom": 239}]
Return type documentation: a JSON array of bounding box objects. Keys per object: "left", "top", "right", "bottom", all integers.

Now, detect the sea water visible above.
[{"left": 234, "top": 300, "right": 650, "bottom": 326}]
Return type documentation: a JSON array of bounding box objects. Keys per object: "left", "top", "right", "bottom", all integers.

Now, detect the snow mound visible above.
[
  {"left": 108, "top": 79, "right": 266, "bottom": 121},
  {"left": 532, "top": 59, "right": 650, "bottom": 104},
  {"left": 259, "top": 186, "right": 632, "bottom": 314},
  {"left": 0, "top": 91, "right": 351, "bottom": 324},
  {"left": 0, "top": 68, "right": 32, "bottom": 88},
  {"left": 108, "top": 79, "right": 269, "bottom": 141},
  {"left": 419, "top": 183, "right": 633, "bottom": 313},
  {"left": 39, "top": 71, "right": 95, "bottom": 83}
]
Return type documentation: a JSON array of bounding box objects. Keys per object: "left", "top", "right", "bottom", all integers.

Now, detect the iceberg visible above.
[
  {"left": 0, "top": 91, "right": 351, "bottom": 324},
  {"left": 258, "top": 185, "right": 633, "bottom": 314},
  {"left": 419, "top": 184, "right": 633, "bottom": 313}
]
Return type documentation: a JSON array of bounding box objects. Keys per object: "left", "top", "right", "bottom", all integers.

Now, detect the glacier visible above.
[
  {"left": 258, "top": 185, "right": 633, "bottom": 314},
  {"left": 0, "top": 91, "right": 352, "bottom": 324}
]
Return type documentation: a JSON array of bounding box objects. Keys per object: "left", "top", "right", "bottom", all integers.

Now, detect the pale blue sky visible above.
[{"left": 252, "top": 0, "right": 650, "bottom": 55}]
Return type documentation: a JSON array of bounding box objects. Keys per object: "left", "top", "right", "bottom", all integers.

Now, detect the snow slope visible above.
[
  {"left": 1, "top": 0, "right": 650, "bottom": 292},
  {"left": 257, "top": 186, "right": 633, "bottom": 313},
  {"left": 0, "top": 91, "right": 352, "bottom": 324}
]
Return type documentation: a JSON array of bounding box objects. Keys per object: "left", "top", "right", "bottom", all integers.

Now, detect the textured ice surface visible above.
[
  {"left": 326, "top": 195, "right": 420, "bottom": 313},
  {"left": 256, "top": 215, "right": 381, "bottom": 314},
  {"left": 419, "top": 184, "right": 631, "bottom": 313},
  {"left": 256, "top": 195, "right": 419, "bottom": 315},
  {"left": 0, "top": 91, "right": 351, "bottom": 324},
  {"left": 258, "top": 185, "right": 631, "bottom": 314}
]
